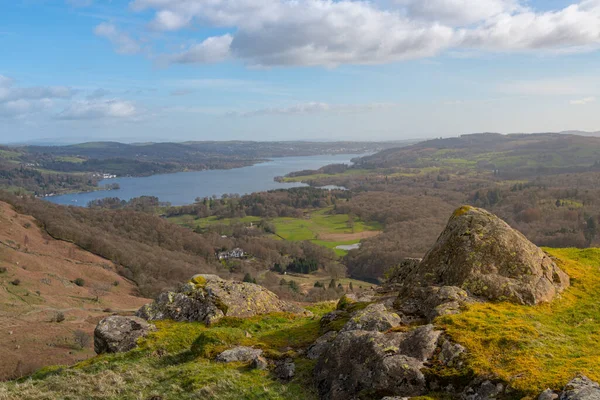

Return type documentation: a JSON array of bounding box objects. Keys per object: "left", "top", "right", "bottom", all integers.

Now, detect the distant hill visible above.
[
  {"left": 0, "top": 201, "right": 149, "bottom": 379},
  {"left": 355, "top": 132, "right": 600, "bottom": 176}
]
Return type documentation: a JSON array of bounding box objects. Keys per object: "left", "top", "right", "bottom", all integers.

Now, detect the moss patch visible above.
[{"left": 437, "top": 248, "right": 600, "bottom": 394}]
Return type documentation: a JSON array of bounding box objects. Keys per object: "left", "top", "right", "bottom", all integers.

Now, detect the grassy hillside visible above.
[
  {"left": 439, "top": 247, "right": 600, "bottom": 394},
  {"left": 0, "top": 304, "right": 334, "bottom": 399},
  {"left": 2, "top": 249, "right": 600, "bottom": 398},
  {"left": 0, "top": 201, "right": 149, "bottom": 380}
]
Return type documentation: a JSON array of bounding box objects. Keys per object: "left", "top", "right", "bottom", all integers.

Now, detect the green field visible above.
[{"left": 168, "top": 208, "right": 381, "bottom": 256}]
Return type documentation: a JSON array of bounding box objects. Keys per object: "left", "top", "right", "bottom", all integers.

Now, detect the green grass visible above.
[
  {"left": 0, "top": 305, "right": 334, "bottom": 400},
  {"left": 281, "top": 169, "right": 370, "bottom": 183},
  {"left": 55, "top": 156, "right": 86, "bottom": 163},
  {"left": 437, "top": 248, "right": 600, "bottom": 395},
  {"left": 168, "top": 208, "right": 381, "bottom": 255}
]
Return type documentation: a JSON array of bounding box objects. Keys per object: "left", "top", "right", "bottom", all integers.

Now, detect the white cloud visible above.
[
  {"left": 231, "top": 102, "right": 398, "bottom": 117},
  {"left": 0, "top": 75, "right": 74, "bottom": 102},
  {"left": 168, "top": 34, "right": 233, "bottom": 64},
  {"left": 94, "top": 23, "right": 141, "bottom": 55},
  {"left": 570, "top": 96, "right": 596, "bottom": 105},
  {"left": 57, "top": 99, "right": 138, "bottom": 120},
  {"left": 397, "top": 0, "right": 521, "bottom": 25},
  {"left": 0, "top": 75, "right": 74, "bottom": 118},
  {"left": 123, "top": 0, "right": 600, "bottom": 67}
]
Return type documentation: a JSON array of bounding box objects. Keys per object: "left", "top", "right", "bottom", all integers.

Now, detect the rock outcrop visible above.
[
  {"left": 216, "top": 346, "right": 263, "bottom": 363},
  {"left": 560, "top": 376, "right": 600, "bottom": 400},
  {"left": 399, "top": 206, "right": 569, "bottom": 306},
  {"left": 94, "top": 316, "right": 155, "bottom": 354},
  {"left": 339, "top": 303, "right": 401, "bottom": 333},
  {"left": 315, "top": 325, "right": 441, "bottom": 400},
  {"left": 137, "top": 274, "right": 309, "bottom": 325}
]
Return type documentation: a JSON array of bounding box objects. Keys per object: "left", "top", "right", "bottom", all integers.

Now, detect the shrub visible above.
[
  {"left": 10, "top": 279, "right": 20, "bottom": 286},
  {"left": 0, "top": 267, "right": 7, "bottom": 273},
  {"left": 53, "top": 312, "right": 65, "bottom": 323},
  {"left": 113, "top": 280, "right": 120, "bottom": 286},
  {"left": 73, "top": 278, "right": 85, "bottom": 287},
  {"left": 73, "top": 330, "right": 91, "bottom": 349}
]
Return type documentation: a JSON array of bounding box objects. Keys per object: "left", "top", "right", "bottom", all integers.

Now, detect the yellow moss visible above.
[
  {"left": 437, "top": 248, "right": 600, "bottom": 395},
  {"left": 190, "top": 275, "right": 207, "bottom": 287},
  {"left": 452, "top": 205, "right": 473, "bottom": 218}
]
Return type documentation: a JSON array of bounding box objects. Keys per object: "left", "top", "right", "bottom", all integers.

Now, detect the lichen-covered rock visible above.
[
  {"left": 396, "top": 285, "right": 472, "bottom": 322},
  {"left": 340, "top": 303, "right": 401, "bottom": 332},
  {"left": 560, "top": 376, "right": 600, "bottom": 400},
  {"left": 273, "top": 358, "right": 295, "bottom": 380},
  {"left": 438, "top": 336, "right": 466, "bottom": 368},
  {"left": 539, "top": 389, "right": 559, "bottom": 400},
  {"left": 216, "top": 346, "right": 262, "bottom": 363},
  {"left": 306, "top": 331, "right": 338, "bottom": 360},
  {"left": 315, "top": 325, "right": 441, "bottom": 400},
  {"left": 94, "top": 316, "right": 155, "bottom": 354},
  {"left": 463, "top": 380, "right": 505, "bottom": 400},
  {"left": 137, "top": 274, "right": 309, "bottom": 325},
  {"left": 401, "top": 206, "right": 569, "bottom": 305}
]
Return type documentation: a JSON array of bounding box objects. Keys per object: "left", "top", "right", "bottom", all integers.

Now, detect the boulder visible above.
[
  {"left": 396, "top": 285, "right": 471, "bottom": 322},
  {"left": 273, "top": 358, "right": 295, "bottom": 380},
  {"left": 137, "top": 274, "right": 309, "bottom": 325},
  {"left": 340, "top": 303, "right": 401, "bottom": 333},
  {"left": 463, "top": 380, "right": 505, "bottom": 400},
  {"left": 94, "top": 316, "right": 155, "bottom": 354},
  {"left": 251, "top": 355, "right": 269, "bottom": 370},
  {"left": 400, "top": 206, "right": 569, "bottom": 306},
  {"left": 560, "top": 376, "right": 600, "bottom": 400},
  {"left": 539, "top": 389, "right": 559, "bottom": 400},
  {"left": 315, "top": 325, "right": 441, "bottom": 400},
  {"left": 215, "top": 346, "right": 263, "bottom": 363},
  {"left": 306, "top": 331, "right": 338, "bottom": 360}
]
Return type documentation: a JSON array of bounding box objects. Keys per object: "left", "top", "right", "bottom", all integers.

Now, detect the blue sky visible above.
[{"left": 1, "top": 0, "right": 600, "bottom": 143}]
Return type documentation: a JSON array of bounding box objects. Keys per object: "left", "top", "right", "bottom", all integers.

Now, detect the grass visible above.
[
  {"left": 0, "top": 304, "right": 334, "bottom": 400},
  {"left": 437, "top": 247, "right": 600, "bottom": 395},
  {"left": 168, "top": 208, "right": 382, "bottom": 255}
]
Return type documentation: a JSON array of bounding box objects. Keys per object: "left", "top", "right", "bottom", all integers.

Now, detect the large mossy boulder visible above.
[
  {"left": 137, "top": 274, "right": 309, "bottom": 325},
  {"left": 400, "top": 206, "right": 569, "bottom": 306}
]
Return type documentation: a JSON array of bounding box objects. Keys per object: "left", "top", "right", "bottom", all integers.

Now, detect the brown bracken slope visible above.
[{"left": 0, "top": 201, "right": 149, "bottom": 380}]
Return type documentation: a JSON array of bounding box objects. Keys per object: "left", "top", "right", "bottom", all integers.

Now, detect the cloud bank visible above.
[{"left": 104, "top": 0, "right": 600, "bottom": 67}]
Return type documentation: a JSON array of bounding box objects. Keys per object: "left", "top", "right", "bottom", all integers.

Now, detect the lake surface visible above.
[{"left": 47, "top": 153, "right": 363, "bottom": 207}]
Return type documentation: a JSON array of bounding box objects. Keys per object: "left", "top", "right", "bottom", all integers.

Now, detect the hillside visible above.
[
  {"left": 1, "top": 207, "right": 599, "bottom": 399},
  {"left": 0, "top": 201, "right": 149, "bottom": 380}
]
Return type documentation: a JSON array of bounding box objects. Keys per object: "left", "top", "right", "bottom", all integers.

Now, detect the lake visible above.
[{"left": 47, "top": 153, "right": 363, "bottom": 206}]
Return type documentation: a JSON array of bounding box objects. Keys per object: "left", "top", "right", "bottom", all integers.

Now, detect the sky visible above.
[{"left": 1, "top": 0, "right": 600, "bottom": 143}]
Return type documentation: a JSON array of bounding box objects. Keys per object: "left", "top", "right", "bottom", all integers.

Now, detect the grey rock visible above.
[
  {"left": 137, "top": 274, "right": 309, "bottom": 325},
  {"left": 306, "top": 331, "right": 338, "bottom": 360},
  {"left": 251, "top": 355, "right": 269, "bottom": 370},
  {"left": 340, "top": 303, "right": 401, "bottom": 333},
  {"left": 539, "top": 389, "right": 559, "bottom": 400},
  {"left": 315, "top": 326, "right": 442, "bottom": 400},
  {"left": 216, "top": 346, "right": 263, "bottom": 363},
  {"left": 94, "top": 316, "right": 155, "bottom": 354},
  {"left": 319, "top": 310, "right": 346, "bottom": 331},
  {"left": 463, "top": 380, "right": 504, "bottom": 400},
  {"left": 398, "top": 324, "right": 442, "bottom": 362},
  {"left": 438, "top": 336, "right": 466, "bottom": 367},
  {"left": 396, "top": 285, "right": 472, "bottom": 322},
  {"left": 400, "top": 206, "right": 569, "bottom": 306},
  {"left": 560, "top": 376, "right": 600, "bottom": 400},
  {"left": 273, "top": 358, "right": 295, "bottom": 380}
]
